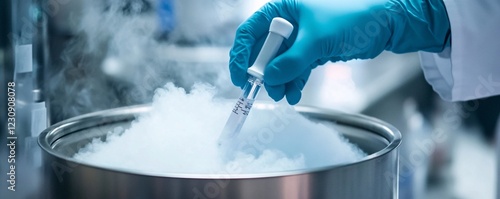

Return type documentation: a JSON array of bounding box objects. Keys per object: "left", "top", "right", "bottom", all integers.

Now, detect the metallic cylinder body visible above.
[{"left": 39, "top": 104, "right": 401, "bottom": 199}]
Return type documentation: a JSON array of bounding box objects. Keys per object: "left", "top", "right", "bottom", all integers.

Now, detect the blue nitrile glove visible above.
[{"left": 229, "top": 0, "right": 450, "bottom": 105}]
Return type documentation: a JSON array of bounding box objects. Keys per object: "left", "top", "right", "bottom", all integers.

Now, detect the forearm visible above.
[{"left": 386, "top": 0, "right": 451, "bottom": 53}]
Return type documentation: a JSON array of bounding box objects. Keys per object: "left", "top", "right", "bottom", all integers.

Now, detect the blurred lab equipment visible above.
[{"left": 0, "top": 0, "right": 48, "bottom": 198}]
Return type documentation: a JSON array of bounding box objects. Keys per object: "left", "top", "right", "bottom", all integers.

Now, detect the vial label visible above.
[
  {"left": 220, "top": 97, "right": 255, "bottom": 142},
  {"left": 232, "top": 97, "right": 254, "bottom": 116}
]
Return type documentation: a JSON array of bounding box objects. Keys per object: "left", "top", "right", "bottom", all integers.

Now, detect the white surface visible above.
[
  {"left": 31, "top": 102, "right": 47, "bottom": 137},
  {"left": 426, "top": 126, "right": 496, "bottom": 199},
  {"left": 14, "top": 44, "right": 32, "bottom": 74},
  {"left": 452, "top": 129, "right": 496, "bottom": 199},
  {"left": 299, "top": 52, "right": 421, "bottom": 113}
]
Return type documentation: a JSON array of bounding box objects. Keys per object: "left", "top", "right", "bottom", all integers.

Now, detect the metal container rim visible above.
[{"left": 38, "top": 103, "right": 401, "bottom": 179}]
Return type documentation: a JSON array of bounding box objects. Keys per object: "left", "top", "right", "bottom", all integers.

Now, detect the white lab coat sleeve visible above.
[{"left": 419, "top": 0, "right": 500, "bottom": 102}]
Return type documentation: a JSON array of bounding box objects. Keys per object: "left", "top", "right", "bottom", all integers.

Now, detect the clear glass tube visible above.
[{"left": 218, "top": 76, "right": 263, "bottom": 146}]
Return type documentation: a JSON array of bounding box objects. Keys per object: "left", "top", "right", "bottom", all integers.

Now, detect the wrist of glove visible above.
[
  {"left": 229, "top": 0, "right": 450, "bottom": 105},
  {"left": 385, "top": 0, "right": 451, "bottom": 53}
]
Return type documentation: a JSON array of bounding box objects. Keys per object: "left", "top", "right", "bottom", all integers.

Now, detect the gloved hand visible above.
[{"left": 229, "top": 0, "right": 450, "bottom": 105}]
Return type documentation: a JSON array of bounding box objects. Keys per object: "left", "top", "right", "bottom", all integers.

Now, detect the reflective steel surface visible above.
[{"left": 39, "top": 103, "right": 401, "bottom": 199}]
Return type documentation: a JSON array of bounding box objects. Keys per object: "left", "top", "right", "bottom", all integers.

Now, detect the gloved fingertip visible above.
[
  {"left": 229, "top": 68, "right": 248, "bottom": 88},
  {"left": 287, "top": 97, "right": 300, "bottom": 105},
  {"left": 231, "top": 77, "right": 245, "bottom": 88},
  {"left": 230, "top": 73, "right": 245, "bottom": 87},
  {"left": 284, "top": 79, "right": 305, "bottom": 105},
  {"left": 265, "top": 84, "right": 286, "bottom": 102},
  {"left": 285, "top": 89, "right": 301, "bottom": 105},
  {"left": 270, "top": 93, "right": 285, "bottom": 102}
]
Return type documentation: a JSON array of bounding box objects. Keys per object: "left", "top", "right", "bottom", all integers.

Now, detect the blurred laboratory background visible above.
[{"left": 1, "top": 0, "right": 499, "bottom": 199}]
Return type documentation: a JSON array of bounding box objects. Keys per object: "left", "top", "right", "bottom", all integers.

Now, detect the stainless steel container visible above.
[{"left": 38, "top": 104, "right": 401, "bottom": 199}]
